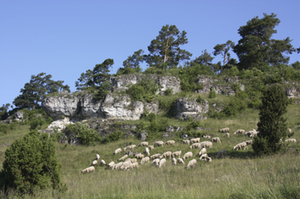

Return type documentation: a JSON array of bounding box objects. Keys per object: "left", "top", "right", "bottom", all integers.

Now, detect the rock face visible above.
[{"left": 175, "top": 98, "right": 209, "bottom": 121}]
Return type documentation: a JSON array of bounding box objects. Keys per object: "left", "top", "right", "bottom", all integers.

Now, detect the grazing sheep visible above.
[
  {"left": 189, "top": 143, "right": 202, "bottom": 149},
  {"left": 245, "top": 140, "right": 253, "bottom": 145},
  {"left": 134, "top": 153, "right": 145, "bottom": 159},
  {"left": 288, "top": 128, "right": 292, "bottom": 133},
  {"left": 112, "top": 162, "right": 123, "bottom": 170},
  {"left": 200, "top": 154, "right": 212, "bottom": 162},
  {"left": 148, "top": 145, "right": 154, "bottom": 150},
  {"left": 177, "top": 158, "right": 185, "bottom": 164},
  {"left": 182, "top": 140, "right": 190, "bottom": 144},
  {"left": 158, "top": 158, "right": 166, "bottom": 168},
  {"left": 200, "top": 141, "right": 213, "bottom": 148},
  {"left": 172, "top": 150, "right": 182, "bottom": 158},
  {"left": 118, "top": 154, "right": 128, "bottom": 161},
  {"left": 162, "top": 151, "right": 172, "bottom": 159},
  {"left": 245, "top": 129, "right": 258, "bottom": 138},
  {"left": 96, "top": 154, "right": 100, "bottom": 160},
  {"left": 141, "top": 157, "right": 150, "bottom": 164},
  {"left": 198, "top": 148, "right": 207, "bottom": 156},
  {"left": 145, "top": 147, "right": 150, "bottom": 156},
  {"left": 114, "top": 148, "right": 122, "bottom": 155},
  {"left": 190, "top": 138, "right": 201, "bottom": 144},
  {"left": 186, "top": 159, "right": 197, "bottom": 169},
  {"left": 100, "top": 159, "right": 106, "bottom": 166},
  {"left": 154, "top": 141, "right": 164, "bottom": 147},
  {"left": 216, "top": 150, "right": 228, "bottom": 158},
  {"left": 152, "top": 158, "right": 160, "bottom": 166},
  {"left": 150, "top": 154, "right": 161, "bottom": 159},
  {"left": 233, "top": 129, "right": 245, "bottom": 135},
  {"left": 211, "top": 137, "right": 221, "bottom": 143},
  {"left": 120, "top": 161, "right": 132, "bottom": 170},
  {"left": 81, "top": 166, "right": 95, "bottom": 173},
  {"left": 233, "top": 142, "right": 248, "bottom": 150},
  {"left": 124, "top": 144, "right": 136, "bottom": 151},
  {"left": 172, "top": 158, "right": 177, "bottom": 165},
  {"left": 128, "top": 162, "right": 139, "bottom": 169},
  {"left": 285, "top": 138, "right": 297, "bottom": 143},
  {"left": 165, "top": 140, "right": 175, "bottom": 145},
  {"left": 108, "top": 161, "right": 115, "bottom": 169},
  {"left": 130, "top": 158, "right": 137, "bottom": 163},
  {"left": 203, "top": 135, "right": 211, "bottom": 139},
  {"left": 219, "top": 127, "right": 230, "bottom": 133},
  {"left": 225, "top": 133, "right": 230, "bottom": 138},
  {"left": 183, "top": 152, "right": 193, "bottom": 160},
  {"left": 92, "top": 160, "right": 98, "bottom": 166},
  {"left": 139, "top": 142, "right": 148, "bottom": 147}
]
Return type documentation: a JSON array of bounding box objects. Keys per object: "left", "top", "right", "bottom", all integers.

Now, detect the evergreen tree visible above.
[
  {"left": 75, "top": 69, "right": 94, "bottom": 91},
  {"left": 123, "top": 49, "right": 145, "bottom": 69},
  {"left": 213, "top": 40, "right": 235, "bottom": 66},
  {"left": 191, "top": 49, "right": 214, "bottom": 66},
  {"left": 252, "top": 84, "right": 288, "bottom": 156}
]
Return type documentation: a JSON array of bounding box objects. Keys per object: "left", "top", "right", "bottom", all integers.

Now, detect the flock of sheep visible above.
[{"left": 81, "top": 127, "right": 296, "bottom": 173}]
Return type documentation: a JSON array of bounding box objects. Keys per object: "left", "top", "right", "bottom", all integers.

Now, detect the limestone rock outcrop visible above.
[{"left": 175, "top": 98, "right": 209, "bottom": 121}]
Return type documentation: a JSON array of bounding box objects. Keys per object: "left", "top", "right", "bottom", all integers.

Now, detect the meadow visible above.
[{"left": 0, "top": 103, "right": 299, "bottom": 199}]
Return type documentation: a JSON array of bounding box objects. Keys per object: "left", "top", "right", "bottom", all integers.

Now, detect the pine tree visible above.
[{"left": 252, "top": 84, "right": 288, "bottom": 156}]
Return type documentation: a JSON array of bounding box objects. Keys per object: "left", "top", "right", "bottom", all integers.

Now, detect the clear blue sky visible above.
[{"left": 1, "top": 0, "right": 300, "bottom": 108}]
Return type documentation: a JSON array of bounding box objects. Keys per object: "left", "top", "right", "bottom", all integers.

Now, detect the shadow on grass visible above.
[{"left": 209, "top": 150, "right": 256, "bottom": 159}]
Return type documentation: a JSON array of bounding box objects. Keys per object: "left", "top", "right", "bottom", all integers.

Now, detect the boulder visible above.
[
  {"left": 175, "top": 98, "right": 209, "bottom": 121},
  {"left": 14, "top": 111, "right": 24, "bottom": 121}
]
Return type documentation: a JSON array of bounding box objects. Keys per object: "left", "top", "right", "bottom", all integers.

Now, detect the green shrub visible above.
[
  {"left": 29, "top": 118, "right": 44, "bottom": 130},
  {"left": 208, "top": 88, "right": 217, "bottom": 98},
  {"left": 0, "top": 131, "right": 67, "bottom": 194},
  {"left": 0, "top": 123, "right": 9, "bottom": 134},
  {"left": 126, "top": 78, "right": 158, "bottom": 102},
  {"left": 221, "top": 96, "right": 247, "bottom": 117},
  {"left": 103, "top": 130, "right": 123, "bottom": 143},
  {"left": 196, "top": 95, "right": 204, "bottom": 103},
  {"left": 164, "top": 88, "right": 173, "bottom": 96}
]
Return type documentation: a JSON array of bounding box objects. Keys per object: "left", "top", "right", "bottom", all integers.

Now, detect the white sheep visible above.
[
  {"left": 152, "top": 158, "right": 160, "bottom": 166},
  {"left": 172, "top": 150, "right": 182, "bottom": 158},
  {"left": 189, "top": 143, "right": 202, "bottom": 149},
  {"left": 148, "top": 145, "right": 154, "bottom": 150},
  {"left": 186, "top": 159, "right": 197, "bottom": 169},
  {"left": 172, "top": 158, "right": 177, "bottom": 165},
  {"left": 177, "top": 158, "right": 185, "bottom": 164},
  {"left": 225, "top": 133, "right": 230, "bottom": 138},
  {"left": 183, "top": 152, "right": 193, "bottom": 159},
  {"left": 112, "top": 162, "right": 123, "bottom": 170},
  {"left": 203, "top": 135, "right": 211, "bottom": 139},
  {"left": 154, "top": 141, "right": 164, "bottom": 147},
  {"left": 96, "top": 154, "right": 100, "bottom": 160},
  {"left": 128, "top": 158, "right": 137, "bottom": 163},
  {"left": 134, "top": 153, "right": 145, "bottom": 159},
  {"left": 100, "top": 159, "right": 106, "bottom": 166},
  {"left": 219, "top": 127, "right": 230, "bottom": 133},
  {"left": 127, "top": 162, "right": 139, "bottom": 169},
  {"left": 182, "top": 140, "right": 190, "bottom": 144},
  {"left": 108, "top": 161, "right": 115, "bottom": 169},
  {"left": 150, "top": 154, "right": 161, "bottom": 159},
  {"left": 124, "top": 144, "right": 136, "bottom": 151},
  {"left": 233, "top": 142, "right": 248, "bottom": 150},
  {"left": 288, "top": 128, "right": 292, "bottom": 133},
  {"left": 92, "top": 160, "right": 98, "bottom": 166},
  {"left": 245, "top": 129, "right": 258, "bottom": 138},
  {"left": 199, "top": 154, "right": 212, "bottom": 162},
  {"left": 81, "top": 166, "right": 95, "bottom": 173},
  {"left": 285, "top": 138, "right": 297, "bottom": 143},
  {"left": 245, "top": 140, "right": 253, "bottom": 145},
  {"left": 233, "top": 129, "right": 245, "bottom": 135},
  {"left": 139, "top": 142, "right": 148, "bottom": 147},
  {"left": 162, "top": 151, "right": 172, "bottom": 159},
  {"left": 165, "top": 140, "right": 175, "bottom": 145},
  {"left": 211, "top": 137, "right": 221, "bottom": 143},
  {"left": 158, "top": 158, "right": 166, "bottom": 168},
  {"left": 200, "top": 141, "right": 213, "bottom": 148},
  {"left": 140, "top": 157, "right": 150, "bottom": 164},
  {"left": 198, "top": 148, "right": 207, "bottom": 156},
  {"left": 145, "top": 147, "right": 150, "bottom": 156},
  {"left": 114, "top": 148, "right": 122, "bottom": 155},
  {"left": 118, "top": 154, "right": 128, "bottom": 161},
  {"left": 120, "top": 161, "right": 132, "bottom": 170},
  {"left": 190, "top": 138, "right": 201, "bottom": 144}
]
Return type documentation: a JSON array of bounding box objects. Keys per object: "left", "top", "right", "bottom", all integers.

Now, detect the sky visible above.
[{"left": 1, "top": 0, "right": 300, "bottom": 108}]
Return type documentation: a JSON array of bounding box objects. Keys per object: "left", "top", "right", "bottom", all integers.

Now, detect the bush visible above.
[
  {"left": 103, "top": 130, "right": 123, "bottom": 143},
  {"left": 221, "top": 96, "right": 247, "bottom": 117},
  {"left": 208, "top": 88, "right": 217, "bottom": 98},
  {"left": 0, "top": 131, "right": 67, "bottom": 194},
  {"left": 164, "top": 88, "right": 173, "bottom": 96}
]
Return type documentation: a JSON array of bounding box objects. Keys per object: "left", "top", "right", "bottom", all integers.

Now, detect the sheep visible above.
[
  {"left": 129, "top": 158, "right": 137, "bottom": 163},
  {"left": 233, "top": 142, "right": 248, "bottom": 150},
  {"left": 165, "top": 140, "right": 175, "bottom": 145},
  {"left": 211, "top": 137, "right": 221, "bottom": 143},
  {"left": 108, "top": 161, "right": 115, "bottom": 169},
  {"left": 190, "top": 138, "right": 201, "bottom": 144},
  {"left": 172, "top": 158, "right": 177, "bottom": 165},
  {"left": 186, "top": 159, "right": 197, "bottom": 169},
  {"left": 162, "top": 151, "right": 172, "bottom": 159},
  {"left": 189, "top": 143, "right": 202, "bottom": 149},
  {"left": 152, "top": 158, "right": 160, "bottom": 166},
  {"left": 285, "top": 138, "right": 297, "bottom": 143},
  {"left": 112, "top": 162, "right": 123, "bottom": 170},
  {"left": 154, "top": 141, "right": 164, "bottom": 147},
  {"left": 200, "top": 141, "right": 213, "bottom": 148},
  {"left": 216, "top": 150, "right": 228, "bottom": 158},
  {"left": 183, "top": 152, "right": 193, "bottom": 160},
  {"left": 182, "top": 140, "right": 190, "bottom": 144},
  {"left": 288, "top": 128, "right": 292, "bottom": 133},
  {"left": 158, "top": 158, "right": 166, "bottom": 168},
  {"left": 245, "top": 129, "right": 258, "bottom": 138},
  {"left": 81, "top": 166, "right": 95, "bottom": 173},
  {"left": 145, "top": 147, "right": 150, "bottom": 156},
  {"left": 124, "top": 144, "right": 136, "bottom": 151},
  {"left": 203, "top": 135, "right": 211, "bottom": 139},
  {"left": 233, "top": 129, "right": 245, "bottom": 135},
  {"left": 200, "top": 154, "right": 212, "bottom": 162},
  {"left": 177, "top": 158, "right": 185, "bottom": 164},
  {"left": 148, "top": 145, "right": 154, "bottom": 150},
  {"left": 219, "top": 127, "right": 230, "bottom": 133},
  {"left": 245, "top": 140, "right": 253, "bottom": 145},
  {"left": 92, "top": 160, "right": 98, "bottom": 166},
  {"left": 138, "top": 142, "right": 148, "bottom": 147},
  {"left": 198, "top": 148, "right": 207, "bottom": 157},
  {"left": 96, "top": 154, "right": 100, "bottom": 160},
  {"left": 120, "top": 161, "right": 132, "bottom": 170},
  {"left": 114, "top": 148, "right": 122, "bottom": 155},
  {"left": 140, "top": 157, "right": 150, "bottom": 164},
  {"left": 150, "top": 154, "right": 161, "bottom": 159},
  {"left": 225, "top": 133, "right": 230, "bottom": 138},
  {"left": 127, "top": 162, "right": 139, "bottom": 169},
  {"left": 172, "top": 150, "right": 182, "bottom": 158},
  {"left": 118, "top": 154, "right": 128, "bottom": 161},
  {"left": 134, "top": 153, "right": 145, "bottom": 159},
  {"left": 100, "top": 159, "right": 106, "bottom": 166}
]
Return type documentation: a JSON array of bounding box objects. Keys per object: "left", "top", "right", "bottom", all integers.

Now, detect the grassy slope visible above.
[{"left": 0, "top": 102, "right": 299, "bottom": 198}]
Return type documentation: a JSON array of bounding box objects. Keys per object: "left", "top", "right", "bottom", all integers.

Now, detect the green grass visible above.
[{"left": 0, "top": 104, "right": 300, "bottom": 198}]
